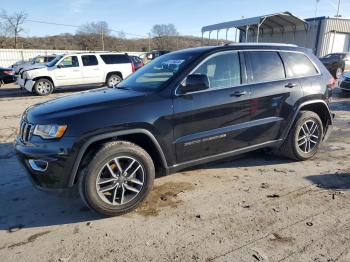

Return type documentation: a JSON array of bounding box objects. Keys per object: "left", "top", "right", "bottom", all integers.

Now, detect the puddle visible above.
[{"left": 135, "top": 182, "right": 194, "bottom": 217}]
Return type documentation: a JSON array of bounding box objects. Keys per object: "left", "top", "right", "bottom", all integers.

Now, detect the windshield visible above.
[
  {"left": 118, "top": 52, "right": 199, "bottom": 91},
  {"left": 47, "top": 55, "right": 63, "bottom": 67}
]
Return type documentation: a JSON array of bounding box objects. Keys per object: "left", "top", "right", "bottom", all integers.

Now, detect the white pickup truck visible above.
[{"left": 18, "top": 52, "right": 134, "bottom": 95}]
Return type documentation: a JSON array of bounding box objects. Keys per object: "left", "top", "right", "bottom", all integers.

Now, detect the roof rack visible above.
[{"left": 223, "top": 42, "right": 298, "bottom": 47}]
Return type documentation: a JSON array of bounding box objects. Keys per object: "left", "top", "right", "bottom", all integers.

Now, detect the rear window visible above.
[
  {"left": 82, "top": 55, "right": 98, "bottom": 66},
  {"left": 244, "top": 51, "right": 285, "bottom": 83},
  {"left": 100, "top": 54, "right": 130, "bottom": 64},
  {"left": 280, "top": 52, "right": 318, "bottom": 78}
]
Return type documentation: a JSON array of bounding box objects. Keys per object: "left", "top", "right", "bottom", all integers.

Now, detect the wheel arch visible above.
[
  {"left": 106, "top": 71, "right": 123, "bottom": 81},
  {"left": 68, "top": 129, "right": 168, "bottom": 187},
  {"left": 283, "top": 100, "right": 333, "bottom": 141},
  {"left": 32, "top": 76, "right": 55, "bottom": 87}
]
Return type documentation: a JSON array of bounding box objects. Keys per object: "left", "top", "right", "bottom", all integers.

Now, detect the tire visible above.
[
  {"left": 335, "top": 67, "right": 343, "bottom": 79},
  {"left": 280, "top": 111, "right": 323, "bottom": 161},
  {"left": 34, "top": 78, "right": 54, "bottom": 96},
  {"left": 106, "top": 74, "right": 122, "bottom": 87},
  {"left": 79, "top": 141, "right": 155, "bottom": 216}
]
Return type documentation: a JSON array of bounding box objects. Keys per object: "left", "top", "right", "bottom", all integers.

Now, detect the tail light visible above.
[
  {"left": 131, "top": 62, "right": 135, "bottom": 73},
  {"left": 3, "top": 70, "right": 14, "bottom": 75},
  {"left": 327, "top": 77, "right": 336, "bottom": 88}
]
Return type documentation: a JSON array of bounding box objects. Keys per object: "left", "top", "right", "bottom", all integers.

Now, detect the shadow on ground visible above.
[
  {"left": 0, "top": 85, "right": 100, "bottom": 98},
  {"left": 305, "top": 171, "right": 350, "bottom": 190}
]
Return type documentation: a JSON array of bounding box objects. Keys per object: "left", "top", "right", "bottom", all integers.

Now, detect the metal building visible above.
[{"left": 201, "top": 12, "right": 350, "bottom": 57}]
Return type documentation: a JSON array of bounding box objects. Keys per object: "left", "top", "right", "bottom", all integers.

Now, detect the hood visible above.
[
  {"left": 22, "top": 64, "right": 46, "bottom": 72},
  {"left": 25, "top": 87, "right": 146, "bottom": 123}
]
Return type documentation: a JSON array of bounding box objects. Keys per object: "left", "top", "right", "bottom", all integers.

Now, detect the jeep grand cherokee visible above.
[{"left": 15, "top": 44, "right": 334, "bottom": 216}]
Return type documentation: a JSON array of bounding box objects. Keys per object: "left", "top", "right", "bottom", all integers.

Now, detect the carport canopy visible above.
[{"left": 201, "top": 11, "right": 308, "bottom": 42}]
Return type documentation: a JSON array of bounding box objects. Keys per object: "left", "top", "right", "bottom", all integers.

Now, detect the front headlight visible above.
[{"left": 33, "top": 124, "right": 67, "bottom": 139}]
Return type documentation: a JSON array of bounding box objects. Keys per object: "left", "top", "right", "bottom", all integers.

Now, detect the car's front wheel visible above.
[
  {"left": 34, "top": 78, "right": 54, "bottom": 96},
  {"left": 79, "top": 141, "right": 155, "bottom": 216},
  {"left": 280, "top": 111, "right": 323, "bottom": 161},
  {"left": 335, "top": 67, "right": 343, "bottom": 79}
]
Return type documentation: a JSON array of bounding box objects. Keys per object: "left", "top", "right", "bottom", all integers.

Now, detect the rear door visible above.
[
  {"left": 172, "top": 51, "right": 251, "bottom": 163},
  {"left": 243, "top": 50, "right": 303, "bottom": 145},
  {"left": 54, "top": 55, "right": 82, "bottom": 86},
  {"left": 81, "top": 55, "right": 103, "bottom": 84}
]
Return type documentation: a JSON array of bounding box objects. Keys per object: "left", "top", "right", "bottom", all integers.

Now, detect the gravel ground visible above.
[{"left": 0, "top": 84, "right": 350, "bottom": 262}]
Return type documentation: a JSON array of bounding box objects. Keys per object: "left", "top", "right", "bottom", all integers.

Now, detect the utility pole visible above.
[
  {"left": 331, "top": 0, "right": 342, "bottom": 53},
  {"left": 101, "top": 24, "right": 105, "bottom": 51},
  {"left": 148, "top": 33, "right": 151, "bottom": 52}
]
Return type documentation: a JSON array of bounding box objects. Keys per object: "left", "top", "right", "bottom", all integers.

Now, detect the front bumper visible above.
[
  {"left": 15, "top": 136, "right": 78, "bottom": 190},
  {"left": 18, "top": 77, "right": 35, "bottom": 92}
]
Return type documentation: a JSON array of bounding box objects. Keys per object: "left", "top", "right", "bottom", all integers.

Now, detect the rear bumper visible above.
[{"left": 14, "top": 136, "right": 78, "bottom": 190}]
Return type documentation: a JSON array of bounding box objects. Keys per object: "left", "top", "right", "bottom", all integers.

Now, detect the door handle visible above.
[
  {"left": 231, "top": 90, "right": 247, "bottom": 97},
  {"left": 285, "top": 83, "right": 297, "bottom": 88}
]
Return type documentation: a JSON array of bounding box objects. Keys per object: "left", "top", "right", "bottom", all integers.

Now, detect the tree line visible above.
[{"left": 0, "top": 11, "right": 226, "bottom": 52}]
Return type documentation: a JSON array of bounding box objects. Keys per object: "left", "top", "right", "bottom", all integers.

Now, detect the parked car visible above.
[
  {"left": 145, "top": 50, "right": 170, "bottom": 60},
  {"left": 15, "top": 43, "right": 334, "bottom": 216},
  {"left": 0, "top": 67, "right": 16, "bottom": 86},
  {"left": 338, "top": 71, "right": 350, "bottom": 92},
  {"left": 12, "top": 55, "right": 57, "bottom": 75},
  {"left": 129, "top": 55, "right": 144, "bottom": 71},
  {"left": 319, "top": 52, "right": 350, "bottom": 78},
  {"left": 18, "top": 52, "right": 134, "bottom": 95}
]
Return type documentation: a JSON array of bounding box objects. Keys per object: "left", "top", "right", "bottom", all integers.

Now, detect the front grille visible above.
[{"left": 19, "top": 120, "right": 33, "bottom": 142}]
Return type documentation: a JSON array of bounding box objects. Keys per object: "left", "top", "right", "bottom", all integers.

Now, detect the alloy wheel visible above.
[
  {"left": 297, "top": 120, "right": 320, "bottom": 153},
  {"left": 96, "top": 156, "right": 144, "bottom": 205},
  {"left": 36, "top": 80, "right": 52, "bottom": 94},
  {"left": 108, "top": 76, "right": 121, "bottom": 87}
]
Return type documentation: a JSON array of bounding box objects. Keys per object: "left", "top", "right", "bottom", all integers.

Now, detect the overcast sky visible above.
[{"left": 2, "top": 0, "right": 350, "bottom": 39}]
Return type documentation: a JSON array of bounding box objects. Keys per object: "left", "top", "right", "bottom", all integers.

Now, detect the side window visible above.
[
  {"left": 280, "top": 52, "right": 318, "bottom": 78},
  {"left": 100, "top": 55, "right": 130, "bottom": 64},
  {"left": 46, "top": 57, "right": 55, "bottom": 62},
  {"left": 193, "top": 52, "right": 241, "bottom": 89},
  {"left": 245, "top": 51, "right": 285, "bottom": 83},
  {"left": 61, "top": 56, "right": 79, "bottom": 67},
  {"left": 82, "top": 55, "right": 98, "bottom": 66}
]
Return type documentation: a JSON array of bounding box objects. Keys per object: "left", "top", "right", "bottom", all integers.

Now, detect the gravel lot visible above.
[{"left": 0, "top": 84, "right": 350, "bottom": 262}]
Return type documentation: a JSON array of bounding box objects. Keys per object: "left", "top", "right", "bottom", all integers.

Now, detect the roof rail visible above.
[{"left": 223, "top": 42, "right": 298, "bottom": 47}]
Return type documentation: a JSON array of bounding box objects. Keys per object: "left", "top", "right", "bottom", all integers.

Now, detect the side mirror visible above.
[
  {"left": 179, "top": 74, "right": 210, "bottom": 94},
  {"left": 57, "top": 63, "right": 64, "bottom": 69}
]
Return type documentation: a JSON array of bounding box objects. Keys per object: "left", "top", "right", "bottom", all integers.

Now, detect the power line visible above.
[{"left": 0, "top": 16, "right": 148, "bottom": 38}]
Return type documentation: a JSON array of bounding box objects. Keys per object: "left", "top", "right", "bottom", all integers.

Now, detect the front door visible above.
[
  {"left": 172, "top": 51, "right": 251, "bottom": 164},
  {"left": 54, "top": 55, "right": 82, "bottom": 86}
]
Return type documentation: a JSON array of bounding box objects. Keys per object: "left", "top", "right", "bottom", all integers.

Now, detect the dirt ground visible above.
[{"left": 0, "top": 84, "right": 350, "bottom": 262}]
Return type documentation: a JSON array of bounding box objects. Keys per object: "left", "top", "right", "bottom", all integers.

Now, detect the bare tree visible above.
[
  {"left": 76, "top": 21, "right": 110, "bottom": 50},
  {"left": 1, "top": 10, "right": 27, "bottom": 48},
  {"left": 151, "top": 24, "right": 179, "bottom": 50}
]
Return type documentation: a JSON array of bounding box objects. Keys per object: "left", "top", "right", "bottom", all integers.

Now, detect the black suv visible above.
[{"left": 15, "top": 44, "right": 334, "bottom": 216}]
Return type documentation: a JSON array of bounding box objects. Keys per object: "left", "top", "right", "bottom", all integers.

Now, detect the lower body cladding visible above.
[
  {"left": 14, "top": 137, "right": 78, "bottom": 195},
  {"left": 18, "top": 77, "right": 35, "bottom": 92}
]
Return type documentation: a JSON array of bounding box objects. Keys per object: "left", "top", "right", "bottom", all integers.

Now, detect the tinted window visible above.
[
  {"left": 245, "top": 51, "right": 285, "bottom": 83},
  {"left": 193, "top": 52, "right": 241, "bottom": 89},
  {"left": 82, "top": 55, "right": 98, "bottom": 66},
  {"left": 100, "top": 55, "right": 130, "bottom": 64},
  {"left": 280, "top": 52, "right": 318, "bottom": 78},
  {"left": 46, "top": 56, "right": 55, "bottom": 62},
  {"left": 61, "top": 56, "right": 79, "bottom": 67}
]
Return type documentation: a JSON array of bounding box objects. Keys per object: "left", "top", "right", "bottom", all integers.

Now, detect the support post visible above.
[
  {"left": 245, "top": 26, "right": 249, "bottom": 42},
  {"left": 256, "top": 24, "right": 260, "bottom": 43}
]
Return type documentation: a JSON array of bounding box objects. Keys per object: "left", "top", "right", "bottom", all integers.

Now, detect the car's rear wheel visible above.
[
  {"left": 34, "top": 78, "right": 54, "bottom": 96},
  {"left": 106, "top": 74, "right": 122, "bottom": 87},
  {"left": 79, "top": 141, "right": 155, "bottom": 216},
  {"left": 280, "top": 111, "right": 323, "bottom": 161},
  {"left": 335, "top": 67, "right": 343, "bottom": 79}
]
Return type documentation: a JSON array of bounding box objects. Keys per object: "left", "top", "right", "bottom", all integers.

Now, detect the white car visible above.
[{"left": 18, "top": 52, "right": 135, "bottom": 95}]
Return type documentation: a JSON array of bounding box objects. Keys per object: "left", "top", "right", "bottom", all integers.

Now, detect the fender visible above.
[
  {"left": 282, "top": 99, "right": 333, "bottom": 141},
  {"left": 68, "top": 128, "right": 168, "bottom": 187}
]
